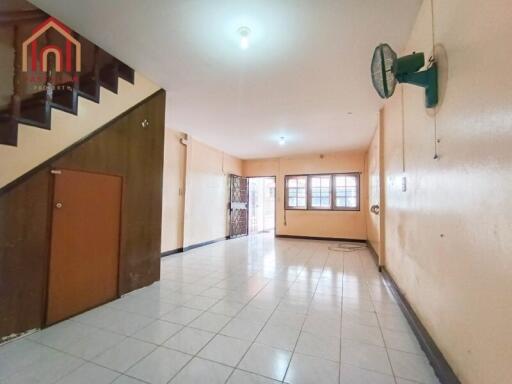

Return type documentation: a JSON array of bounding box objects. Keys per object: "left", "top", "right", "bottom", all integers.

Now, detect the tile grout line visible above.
[
  {"left": 2, "top": 236, "right": 429, "bottom": 384},
  {"left": 1, "top": 237, "right": 278, "bottom": 384},
  {"left": 163, "top": 236, "right": 301, "bottom": 383},
  {"left": 28, "top": 253, "right": 254, "bottom": 384},
  {"left": 31, "top": 322, "right": 159, "bottom": 384},
  {"left": 338, "top": 247, "right": 345, "bottom": 384},
  {"left": 222, "top": 240, "right": 309, "bottom": 384},
  {"left": 281, "top": 242, "right": 333, "bottom": 383},
  {"left": 360, "top": 248, "right": 400, "bottom": 384}
]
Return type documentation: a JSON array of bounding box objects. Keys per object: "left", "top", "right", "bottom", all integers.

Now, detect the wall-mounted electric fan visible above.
[{"left": 371, "top": 43, "right": 438, "bottom": 108}]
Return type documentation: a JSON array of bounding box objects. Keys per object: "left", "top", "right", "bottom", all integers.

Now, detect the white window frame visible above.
[
  {"left": 333, "top": 173, "right": 360, "bottom": 211},
  {"left": 308, "top": 174, "right": 332, "bottom": 210},
  {"left": 284, "top": 173, "right": 361, "bottom": 211},
  {"left": 285, "top": 175, "right": 307, "bottom": 210}
]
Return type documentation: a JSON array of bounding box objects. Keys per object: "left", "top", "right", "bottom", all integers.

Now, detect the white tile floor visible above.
[{"left": 0, "top": 234, "right": 440, "bottom": 384}]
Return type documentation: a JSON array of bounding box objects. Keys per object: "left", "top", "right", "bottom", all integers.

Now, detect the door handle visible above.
[{"left": 370, "top": 204, "right": 380, "bottom": 215}]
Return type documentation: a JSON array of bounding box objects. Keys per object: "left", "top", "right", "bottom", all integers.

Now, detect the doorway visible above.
[
  {"left": 248, "top": 177, "right": 276, "bottom": 234},
  {"left": 46, "top": 169, "right": 122, "bottom": 325},
  {"left": 228, "top": 174, "right": 249, "bottom": 238}
]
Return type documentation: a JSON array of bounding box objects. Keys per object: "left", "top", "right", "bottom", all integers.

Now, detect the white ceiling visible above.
[{"left": 31, "top": 0, "right": 421, "bottom": 159}]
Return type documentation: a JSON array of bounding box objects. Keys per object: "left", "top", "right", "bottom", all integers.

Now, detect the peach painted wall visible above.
[
  {"left": 243, "top": 151, "right": 367, "bottom": 240},
  {"left": 183, "top": 138, "right": 242, "bottom": 247},
  {"left": 161, "top": 136, "right": 242, "bottom": 250},
  {"left": 381, "top": 0, "right": 512, "bottom": 382},
  {"left": 161, "top": 129, "right": 187, "bottom": 252}
]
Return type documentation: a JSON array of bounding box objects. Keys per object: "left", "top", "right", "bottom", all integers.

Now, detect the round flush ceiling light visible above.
[{"left": 238, "top": 26, "right": 251, "bottom": 50}]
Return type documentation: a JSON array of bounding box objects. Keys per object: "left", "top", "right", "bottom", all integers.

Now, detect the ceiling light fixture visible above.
[
  {"left": 238, "top": 26, "right": 251, "bottom": 50},
  {"left": 279, "top": 136, "right": 286, "bottom": 146}
]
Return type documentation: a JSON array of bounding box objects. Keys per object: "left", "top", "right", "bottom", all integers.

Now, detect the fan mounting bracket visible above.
[{"left": 396, "top": 62, "right": 438, "bottom": 108}]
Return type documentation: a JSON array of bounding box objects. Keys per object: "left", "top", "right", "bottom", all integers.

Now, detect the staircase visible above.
[{"left": 0, "top": 8, "right": 135, "bottom": 147}]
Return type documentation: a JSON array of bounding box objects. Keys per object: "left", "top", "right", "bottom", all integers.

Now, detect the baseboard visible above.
[
  {"left": 275, "top": 234, "right": 366, "bottom": 243},
  {"left": 162, "top": 234, "right": 365, "bottom": 257},
  {"left": 161, "top": 236, "right": 230, "bottom": 257},
  {"left": 381, "top": 267, "right": 460, "bottom": 384},
  {"left": 183, "top": 236, "right": 230, "bottom": 252},
  {"left": 366, "top": 241, "right": 382, "bottom": 271},
  {"left": 161, "top": 248, "right": 183, "bottom": 257}
]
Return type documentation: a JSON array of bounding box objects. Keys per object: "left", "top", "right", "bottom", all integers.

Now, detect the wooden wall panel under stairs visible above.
[{"left": 0, "top": 89, "right": 165, "bottom": 340}]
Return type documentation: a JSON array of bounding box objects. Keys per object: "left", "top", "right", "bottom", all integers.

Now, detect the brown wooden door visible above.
[
  {"left": 46, "top": 169, "right": 122, "bottom": 325},
  {"left": 229, "top": 175, "right": 248, "bottom": 238}
]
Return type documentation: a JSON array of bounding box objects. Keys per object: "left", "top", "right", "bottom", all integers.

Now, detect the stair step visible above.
[
  {"left": 0, "top": 115, "right": 18, "bottom": 146},
  {"left": 118, "top": 61, "right": 135, "bottom": 84},
  {"left": 99, "top": 61, "right": 119, "bottom": 94},
  {"left": 78, "top": 73, "right": 100, "bottom": 103},
  {"left": 18, "top": 96, "right": 51, "bottom": 129},
  {"left": 51, "top": 83, "right": 78, "bottom": 115}
]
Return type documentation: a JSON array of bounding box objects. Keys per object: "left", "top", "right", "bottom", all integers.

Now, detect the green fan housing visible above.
[
  {"left": 395, "top": 52, "right": 438, "bottom": 108},
  {"left": 371, "top": 43, "right": 439, "bottom": 108}
]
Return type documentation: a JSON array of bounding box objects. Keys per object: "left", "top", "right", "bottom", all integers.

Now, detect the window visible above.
[
  {"left": 284, "top": 173, "right": 360, "bottom": 211},
  {"left": 334, "top": 174, "right": 360, "bottom": 210},
  {"left": 285, "top": 175, "right": 307, "bottom": 209},
  {"left": 309, "top": 175, "right": 331, "bottom": 209}
]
